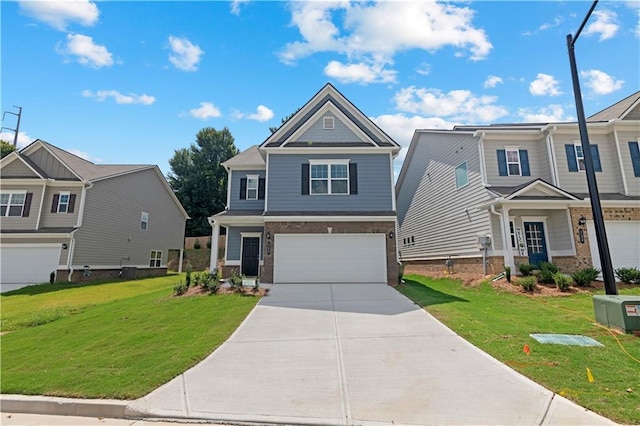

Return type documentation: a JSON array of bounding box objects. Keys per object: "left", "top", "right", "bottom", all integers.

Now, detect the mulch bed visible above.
[{"left": 176, "top": 285, "right": 269, "bottom": 297}]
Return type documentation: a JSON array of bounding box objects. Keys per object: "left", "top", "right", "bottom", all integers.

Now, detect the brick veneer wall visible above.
[
  {"left": 261, "top": 221, "right": 398, "bottom": 285},
  {"left": 403, "top": 256, "right": 504, "bottom": 276}
]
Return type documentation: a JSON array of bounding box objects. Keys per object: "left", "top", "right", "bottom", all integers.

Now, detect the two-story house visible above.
[
  {"left": 396, "top": 91, "right": 640, "bottom": 276},
  {"left": 0, "top": 140, "right": 188, "bottom": 290},
  {"left": 208, "top": 84, "right": 401, "bottom": 284}
]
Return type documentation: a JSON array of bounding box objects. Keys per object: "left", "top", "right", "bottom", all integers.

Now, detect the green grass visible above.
[
  {"left": 0, "top": 276, "right": 259, "bottom": 399},
  {"left": 398, "top": 275, "right": 640, "bottom": 424}
]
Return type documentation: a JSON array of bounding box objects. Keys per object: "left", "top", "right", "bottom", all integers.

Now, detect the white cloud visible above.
[
  {"left": 580, "top": 69, "right": 624, "bottom": 95},
  {"left": 280, "top": 2, "right": 491, "bottom": 84},
  {"left": 483, "top": 75, "right": 503, "bottom": 89},
  {"left": 392, "top": 86, "right": 508, "bottom": 123},
  {"left": 168, "top": 36, "right": 204, "bottom": 72},
  {"left": 230, "top": 0, "right": 249, "bottom": 15},
  {"left": 82, "top": 89, "right": 155, "bottom": 105},
  {"left": 0, "top": 131, "right": 34, "bottom": 149},
  {"left": 68, "top": 148, "right": 103, "bottom": 163},
  {"left": 518, "top": 105, "right": 572, "bottom": 123},
  {"left": 19, "top": 0, "right": 99, "bottom": 30},
  {"left": 324, "top": 60, "right": 396, "bottom": 84},
  {"left": 529, "top": 73, "right": 561, "bottom": 96},
  {"left": 372, "top": 114, "right": 456, "bottom": 148},
  {"left": 416, "top": 63, "right": 431, "bottom": 76},
  {"left": 247, "top": 105, "right": 275, "bottom": 122},
  {"left": 539, "top": 16, "right": 563, "bottom": 31},
  {"left": 585, "top": 10, "right": 619, "bottom": 41},
  {"left": 187, "top": 102, "right": 221, "bottom": 120},
  {"left": 58, "top": 33, "right": 113, "bottom": 68}
]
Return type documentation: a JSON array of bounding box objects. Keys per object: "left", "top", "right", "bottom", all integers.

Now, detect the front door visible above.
[
  {"left": 241, "top": 237, "right": 260, "bottom": 277},
  {"left": 524, "top": 222, "right": 548, "bottom": 266}
]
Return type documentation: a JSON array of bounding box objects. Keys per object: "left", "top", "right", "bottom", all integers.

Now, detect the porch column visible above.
[
  {"left": 178, "top": 248, "right": 184, "bottom": 273},
  {"left": 502, "top": 207, "right": 515, "bottom": 270},
  {"left": 210, "top": 222, "right": 220, "bottom": 273}
]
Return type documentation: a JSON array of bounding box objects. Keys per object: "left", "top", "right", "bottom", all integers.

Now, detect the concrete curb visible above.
[{"left": 0, "top": 394, "right": 130, "bottom": 419}]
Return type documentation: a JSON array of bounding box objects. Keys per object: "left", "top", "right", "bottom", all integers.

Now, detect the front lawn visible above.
[
  {"left": 398, "top": 274, "right": 640, "bottom": 425},
  {"left": 0, "top": 276, "right": 259, "bottom": 399}
]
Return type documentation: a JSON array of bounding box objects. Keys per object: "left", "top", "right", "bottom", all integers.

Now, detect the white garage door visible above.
[
  {"left": 587, "top": 221, "right": 640, "bottom": 275},
  {"left": 1, "top": 244, "right": 62, "bottom": 289},
  {"left": 274, "top": 234, "right": 387, "bottom": 283}
]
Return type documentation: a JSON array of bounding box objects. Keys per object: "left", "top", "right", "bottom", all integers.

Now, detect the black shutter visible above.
[
  {"left": 239, "top": 178, "right": 247, "bottom": 200},
  {"left": 258, "top": 178, "right": 265, "bottom": 200},
  {"left": 565, "top": 144, "right": 578, "bottom": 172},
  {"left": 519, "top": 150, "right": 530, "bottom": 176},
  {"left": 349, "top": 163, "right": 358, "bottom": 195},
  {"left": 301, "top": 164, "right": 309, "bottom": 195},
  {"left": 51, "top": 194, "right": 60, "bottom": 213},
  {"left": 497, "top": 150, "right": 508, "bottom": 176},
  {"left": 68, "top": 194, "right": 76, "bottom": 213},
  {"left": 629, "top": 141, "right": 640, "bottom": 177},
  {"left": 22, "top": 193, "right": 32, "bottom": 217},
  {"left": 590, "top": 145, "right": 602, "bottom": 172}
]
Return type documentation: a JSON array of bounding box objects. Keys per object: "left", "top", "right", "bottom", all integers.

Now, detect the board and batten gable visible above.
[
  {"left": 39, "top": 186, "right": 81, "bottom": 228},
  {"left": 1, "top": 159, "right": 40, "bottom": 178},
  {"left": 266, "top": 153, "right": 393, "bottom": 212},
  {"left": 483, "top": 135, "right": 552, "bottom": 186},
  {"left": 72, "top": 168, "right": 186, "bottom": 267},
  {"left": 552, "top": 130, "right": 624, "bottom": 194},
  {"left": 294, "top": 111, "right": 364, "bottom": 144},
  {"left": 26, "top": 148, "right": 78, "bottom": 180},
  {"left": 0, "top": 183, "right": 43, "bottom": 230},
  {"left": 397, "top": 131, "right": 494, "bottom": 260},
  {"left": 228, "top": 169, "right": 266, "bottom": 211}
]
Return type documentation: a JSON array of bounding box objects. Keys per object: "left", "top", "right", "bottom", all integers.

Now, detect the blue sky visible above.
[{"left": 2, "top": 0, "right": 639, "bottom": 177}]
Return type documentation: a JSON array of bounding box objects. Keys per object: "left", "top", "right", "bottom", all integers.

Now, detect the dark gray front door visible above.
[
  {"left": 241, "top": 237, "right": 260, "bottom": 277},
  {"left": 524, "top": 222, "right": 548, "bottom": 266}
]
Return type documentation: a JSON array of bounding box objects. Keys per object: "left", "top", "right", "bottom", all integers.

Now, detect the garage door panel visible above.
[
  {"left": 587, "top": 221, "right": 640, "bottom": 275},
  {"left": 274, "top": 234, "right": 387, "bottom": 283},
  {"left": 1, "top": 245, "right": 62, "bottom": 286}
]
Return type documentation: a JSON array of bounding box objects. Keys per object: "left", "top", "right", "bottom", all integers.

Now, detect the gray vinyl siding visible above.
[
  {"left": 484, "top": 137, "right": 552, "bottom": 185},
  {"left": 510, "top": 209, "right": 573, "bottom": 252},
  {"left": 40, "top": 186, "right": 81, "bottom": 228},
  {"left": 72, "top": 169, "right": 186, "bottom": 268},
  {"left": 553, "top": 132, "right": 623, "bottom": 194},
  {"left": 226, "top": 226, "right": 264, "bottom": 261},
  {"left": 397, "top": 133, "right": 493, "bottom": 260},
  {"left": 1, "top": 160, "right": 39, "bottom": 178},
  {"left": 267, "top": 153, "right": 393, "bottom": 212},
  {"left": 489, "top": 214, "right": 504, "bottom": 252},
  {"left": 295, "top": 112, "right": 363, "bottom": 143},
  {"left": 0, "top": 184, "right": 43, "bottom": 230},
  {"left": 228, "top": 169, "right": 266, "bottom": 210},
  {"left": 27, "top": 148, "right": 78, "bottom": 180},
  {"left": 618, "top": 130, "right": 640, "bottom": 196}
]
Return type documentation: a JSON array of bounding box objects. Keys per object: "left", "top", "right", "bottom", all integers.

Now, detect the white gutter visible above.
[
  {"left": 225, "top": 169, "right": 232, "bottom": 210},
  {"left": 35, "top": 181, "right": 47, "bottom": 230},
  {"left": 76, "top": 181, "right": 92, "bottom": 227},
  {"left": 613, "top": 128, "right": 629, "bottom": 196}
]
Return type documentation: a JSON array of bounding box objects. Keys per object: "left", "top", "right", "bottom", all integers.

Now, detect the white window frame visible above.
[
  {"left": 1, "top": 190, "right": 27, "bottom": 217},
  {"left": 323, "top": 116, "right": 334, "bottom": 129},
  {"left": 246, "top": 175, "right": 259, "bottom": 200},
  {"left": 455, "top": 161, "right": 469, "bottom": 189},
  {"left": 141, "top": 211, "right": 149, "bottom": 231},
  {"left": 149, "top": 250, "right": 162, "bottom": 267},
  {"left": 505, "top": 146, "right": 521, "bottom": 176},
  {"left": 57, "top": 191, "right": 70, "bottom": 213},
  {"left": 309, "top": 159, "right": 349, "bottom": 195},
  {"left": 574, "top": 143, "right": 586, "bottom": 172}
]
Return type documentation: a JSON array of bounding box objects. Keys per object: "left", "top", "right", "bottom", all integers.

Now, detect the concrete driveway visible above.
[{"left": 127, "top": 283, "right": 613, "bottom": 425}]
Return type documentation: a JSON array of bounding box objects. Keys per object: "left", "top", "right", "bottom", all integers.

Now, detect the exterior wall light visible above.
[
  {"left": 578, "top": 215, "right": 587, "bottom": 226},
  {"left": 62, "top": 243, "right": 68, "bottom": 249},
  {"left": 389, "top": 231, "right": 394, "bottom": 239},
  {"left": 266, "top": 231, "right": 271, "bottom": 240}
]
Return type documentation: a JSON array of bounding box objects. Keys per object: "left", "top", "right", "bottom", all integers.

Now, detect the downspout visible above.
[
  {"left": 547, "top": 126, "right": 560, "bottom": 187},
  {"left": 613, "top": 127, "right": 629, "bottom": 196},
  {"left": 66, "top": 230, "right": 78, "bottom": 282},
  {"left": 35, "top": 181, "right": 47, "bottom": 230},
  {"left": 476, "top": 132, "right": 487, "bottom": 186},
  {"left": 76, "top": 181, "right": 92, "bottom": 227},
  {"left": 490, "top": 204, "right": 513, "bottom": 270}
]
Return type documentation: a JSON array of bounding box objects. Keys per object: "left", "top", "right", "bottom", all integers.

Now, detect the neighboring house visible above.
[
  {"left": 0, "top": 140, "right": 188, "bottom": 288},
  {"left": 396, "top": 92, "right": 640, "bottom": 276},
  {"left": 208, "top": 84, "right": 401, "bottom": 284}
]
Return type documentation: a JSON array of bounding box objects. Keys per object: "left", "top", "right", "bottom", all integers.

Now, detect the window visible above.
[
  {"left": 141, "top": 211, "right": 149, "bottom": 230},
  {"left": 497, "top": 148, "right": 530, "bottom": 177},
  {"left": 310, "top": 161, "right": 349, "bottom": 195},
  {"left": 509, "top": 221, "right": 516, "bottom": 249},
  {"left": 629, "top": 141, "right": 640, "bottom": 177},
  {"left": 1, "top": 192, "right": 26, "bottom": 217},
  {"left": 323, "top": 116, "right": 334, "bottom": 129},
  {"left": 455, "top": 162, "right": 468, "bottom": 189},
  {"left": 57, "top": 192, "right": 70, "bottom": 213},
  {"left": 246, "top": 176, "right": 258, "bottom": 200},
  {"left": 566, "top": 143, "right": 601, "bottom": 172},
  {"left": 149, "top": 250, "right": 162, "bottom": 267},
  {"left": 506, "top": 149, "right": 521, "bottom": 176},
  {"left": 574, "top": 144, "right": 586, "bottom": 171}
]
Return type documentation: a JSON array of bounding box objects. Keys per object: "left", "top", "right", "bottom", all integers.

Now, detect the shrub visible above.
[
  {"left": 615, "top": 267, "right": 640, "bottom": 284},
  {"left": 254, "top": 278, "right": 260, "bottom": 291},
  {"left": 518, "top": 263, "right": 535, "bottom": 276},
  {"left": 504, "top": 265, "right": 511, "bottom": 283},
  {"left": 229, "top": 269, "right": 243, "bottom": 290},
  {"left": 185, "top": 263, "right": 192, "bottom": 287},
  {"left": 571, "top": 267, "right": 600, "bottom": 287},
  {"left": 192, "top": 272, "right": 202, "bottom": 287},
  {"left": 173, "top": 281, "right": 187, "bottom": 295},
  {"left": 206, "top": 238, "right": 212, "bottom": 249},
  {"left": 517, "top": 276, "right": 537, "bottom": 292},
  {"left": 193, "top": 239, "right": 201, "bottom": 250},
  {"left": 49, "top": 271, "right": 56, "bottom": 284},
  {"left": 553, "top": 272, "right": 572, "bottom": 292},
  {"left": 214, "top": 267, "right": 222, "bottom": 283},
  {"left": 201, "top": 272, "right": 219, "bottom": 294},
  {"left": 538, "top": 262, "right": 560, "bottom": 284}
]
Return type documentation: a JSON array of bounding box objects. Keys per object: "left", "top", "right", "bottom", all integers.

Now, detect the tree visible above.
[
  {"left": 169, "top": 127, "right": 238, "bottom": 237},
  {"left": 269, "top": 107, "right": 301, "bottom": 134},
  {"left": 1, "top": 140, "right": 16, "bottom": 158}
]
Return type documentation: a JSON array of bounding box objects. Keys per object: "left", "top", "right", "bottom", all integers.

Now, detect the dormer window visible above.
[{"left": 323, "top": 116, "right": 334, "bottom": 130}]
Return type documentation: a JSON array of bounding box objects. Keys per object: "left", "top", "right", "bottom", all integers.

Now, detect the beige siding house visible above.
[
  {"left": 1, "top": 140, "right": 188, "bottom": 290},
  {"left": 396, "top": 91, "right": 640, "bottom": 277}
]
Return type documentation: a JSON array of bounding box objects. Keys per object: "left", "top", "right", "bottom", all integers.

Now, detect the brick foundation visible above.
[
  {"left": 56, "top": 267, "right": 167, "bottom": 283},
  {"left": 261, "top": 221, "right": 398, "bottom": 285},
  {"left": 403, "top": 256, "right": 504, "bottom": 276}
]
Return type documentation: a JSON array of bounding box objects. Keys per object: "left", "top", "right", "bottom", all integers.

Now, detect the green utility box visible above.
[{"left": 593, "top": 295, "right": 640, "bottom": 334}]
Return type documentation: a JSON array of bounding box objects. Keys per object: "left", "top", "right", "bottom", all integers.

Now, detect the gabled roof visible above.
[
  {"left": 222, "top": 145, "right": 265, "bottom": 170},
  {"left": 261, "top": 83, "right": 399, "bottom": 151},
  {"left": 0, "top": 150, "right": 46, "bottom": 178},
  {"left": 487, "top": 179, "right": 582, "bottom": 201},
  {"left": 588, "top": 91, "right": 640, "bottom": 122}
]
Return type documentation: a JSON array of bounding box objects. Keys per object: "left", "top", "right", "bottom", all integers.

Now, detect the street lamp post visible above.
[{"left": 566, "top": 0, "right": 617, "bottom": 295}]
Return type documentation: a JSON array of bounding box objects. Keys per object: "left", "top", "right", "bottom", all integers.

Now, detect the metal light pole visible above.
[{"left": 567, "top": 0, "right": 617, "bottom": 295}]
